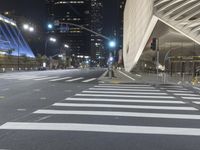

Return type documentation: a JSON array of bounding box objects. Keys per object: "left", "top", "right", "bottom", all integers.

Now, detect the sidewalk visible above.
[{"left": 99, "top": 69, "right": 200, "bottom": 88}]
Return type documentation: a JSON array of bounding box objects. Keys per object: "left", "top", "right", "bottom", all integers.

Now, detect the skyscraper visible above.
[
  {"left": 90, "top": 0, "right": 104, "bottom": 61},
  {"left": 46, "top": 0, "right": 105, "bottom": 61},
  {"left": 46, "top": 0, "right": 91, "bottom": 57}
]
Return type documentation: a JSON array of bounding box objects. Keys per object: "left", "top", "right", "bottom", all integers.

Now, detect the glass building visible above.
[{"left": 0, "top": 14, "right": 35, "bottom": 58}]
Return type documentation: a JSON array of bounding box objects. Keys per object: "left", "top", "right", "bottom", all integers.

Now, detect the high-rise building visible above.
[
  {"left": 46, "top": 0, "right": 91, "bottom": 57},
  {"left": 90, "top": 0, "right": 104, "bottom": 61}
]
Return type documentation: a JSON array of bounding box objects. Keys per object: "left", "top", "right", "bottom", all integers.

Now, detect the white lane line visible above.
[
  {"left": 53, "top": 103, "right": 196, "bottom": 111},
  {"left": 167, "top": 90, "right": 193, "bottom": 93},
  {"left": 82, "top": 91, "right": 168, "bottom": 95},
  {"left": 34, "top": 76, "right": 59, "bottom": 81},
  {"left": 193, "top": 87, "right": 200, "bottom": 91},
  {"left": 98, "top": 84, "right": 150, "bottom": 87},
  {"left": 89, "top": 88, "right": 160, "bottom": 92},
  {"left": 174, "top": 93, "right": 200, "bottom": 96},
  {"left": 50, "top": 77, "right": 71, "bottom": 82},
  {"left": 2, "top": 122, "right": 200, "bottom": 136},
  {"left": 66, "top": 77, "right": 84, "bottom": 82},
  {"left": 76, "top": 94, "right": 175, "bottom": 99},
  {"left": 161, "top": 86, "right": 183, "bottom": 88},
  {"left": 136, "top": 74, "right": 142, "bottom": 77},
  {"left": 34, "top": 109, "right": 200, "bottom": 120},
  {"left": 193, "top": 101, "right": 200, "bottom": 104},
  {"left": 182, "top": 97, "right": 200, "bottom": 100},
  {"left": 65, "top": 97, "right": 184, "bottom": 104},
  {"left": 82, "top": 78, "right": 97, "bottom": 83},
  {"left": 118, "top": 70, "right": 135, "bottom": 81},
  {"left": 18, "top": 76, "right": 47, "bottom": 80},
  {"left": 94, "top": 86, "right": 155, "bottom": 89}
]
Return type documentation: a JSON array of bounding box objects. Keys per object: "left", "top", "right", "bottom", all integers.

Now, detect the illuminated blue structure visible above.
[{"left": 0, "top": 14, "right": 35, "bottom": 58}]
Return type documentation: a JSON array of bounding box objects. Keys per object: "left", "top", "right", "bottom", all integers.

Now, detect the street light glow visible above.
[
  {"left": 23, "top": 24, "right": 29, "bottom": 30},
  {"left": 49, "top": 37, "right": 57, "bottom": 42},
  {"left": 48, "top": 23, "right": 53, "bottom": 29},
  {"left": 109, "top": 40, "right": 116, "bottom": 48},
  {"left": 64, "top": 44, "right": 69, "bottom": 48},
  {"left": 29, "top": 27, "right": 34, "bottom": 32}
]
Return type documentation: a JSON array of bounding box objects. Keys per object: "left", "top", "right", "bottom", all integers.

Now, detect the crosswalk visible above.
[
  {"left": 0, "top": 75, "right": 97, "bottom": 83},
  {"left": 1, "top": 83, "right": 200, "bottom": 137}
]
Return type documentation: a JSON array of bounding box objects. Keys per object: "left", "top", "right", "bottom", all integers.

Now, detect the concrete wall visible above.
[{"left": 123, "top": 0, "right": 157, "bottom": 72}]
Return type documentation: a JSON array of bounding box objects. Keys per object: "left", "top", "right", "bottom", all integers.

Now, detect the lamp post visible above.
[
  {"left": 48, "top": 22, "right": 117, "bottom": 73},
  {"left": 17, "top": 23, "right": 35, "bottom": 71},
  {"left": 44, "top": 37, "right": 57, "bottom": 56}
]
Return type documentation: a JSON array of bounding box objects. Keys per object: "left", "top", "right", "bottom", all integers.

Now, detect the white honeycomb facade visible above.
[{"left": 123, "top": 0, "right": 200, "bottom": 72}]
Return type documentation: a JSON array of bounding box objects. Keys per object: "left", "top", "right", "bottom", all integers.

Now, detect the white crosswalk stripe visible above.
[
  {"left": 66, "top": 77, "right": 84, "bottom": 82},
  {"left": 65, "top": 97, "right": 184, "bottom": 104},
  {"left": 82, "top": 78, "right": 96, "bottom": 83},
  {"left": 34, "top": 76, "right": 59, "bottom": 81},
  {"left": 1, "top": 83, "right": 200, "bottom": 137},
  {"left": 94, "top": 85, "right": 155, "bottom": 89},
  {"left": 75, "top": 94, "right": 175, "bottom": 99},
  {"left": 34, "top": 109, "right": 200, "bottom": 120},
  {"left": 89, "top": 88, "right": 160, "bottom": 92},
  {"left": 82, "top": 91, "right": 168, "bottom": 95},
  {"left": 1, "top": 122, "right": 200, "bottom": 136},
  {"left": 52, "top": 103, "right": 196, "bottom": 111},
  {"left": 50, "top": 77, "right": 72, "bottom": 82}
]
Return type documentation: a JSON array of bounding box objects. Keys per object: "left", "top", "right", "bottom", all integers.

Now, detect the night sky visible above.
[{"left": 0, "top": 0, "right": 120, "bottom": 36}]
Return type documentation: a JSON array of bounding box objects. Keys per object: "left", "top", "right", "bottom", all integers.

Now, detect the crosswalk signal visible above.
[{"left": 151, "top": 38, "right": 157, "bottom": 51}]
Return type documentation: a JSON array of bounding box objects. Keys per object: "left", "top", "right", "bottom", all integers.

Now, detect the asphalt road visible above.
[{"left": 0, "top": 69, "right": 200, "bottom": 150}]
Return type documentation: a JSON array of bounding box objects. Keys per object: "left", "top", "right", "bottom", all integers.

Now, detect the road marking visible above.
[
  {"left": 17, "top": 109, "right": 27, "bottom": 112},
  {"left": 174, "top": 93, "right": 200, "bottom": 96},
  {"left": 94, "top": 86, "right": 155, "bottom": 89},
  {"left": 34, "top": 109, "right": 200, "bottom": 120},
  {"left": 76, "top": 94, "right": 175, "bottom": 99},
  {"left": 167, "top": 90, "right": 193, "bottom": 93},
  {"left": 50, "top": 77, "right": 72, "bottom": 82},
  {"left": 193, "top": 87, "right": 200, "bottom": 91},
  {"left": 65, "top": 97, "right": 184, "bottom": 104},
  {"left": 66, "top": 77, "right": 84, "bottom": 82},
  {"left": 34, "top": 76, "right": 59, "bottom": 81},
  {"left": 89, "top": 88, "right": 160, "bottom": 92},
  {"left": 2, "top": 122, "right": 200, "bottom": 136},
  {"left": 182, "top": 97, "right": 200, "bottom": 100},
  {"left": 118, "top": 70, "right": 135, "bottom": 81},
  {"left": 82, "top": 78, "right": 96, "bottom": 83},
  {"left": 193, "top": 101, "right": 200, "bottom": 104},
  {"left": 33, "top": 89, "right": 41, "bottom": 92},
  {"left": 34, "top": 115, "right": 51, "bottom": 122},
  {"left": 82, "top": 91, "right": 168, "bottom": 95},
  {"left": 53, "top": 103, "right": 196, "bottom": 110},
  {"left": 98, "top": 84, "right": 150, "bottom": 87},
  {"left": 0, "top": 96, "right": 5, "bottom": 99},
  {"left": 136, "top": 74, "right": 142, "bottom": 77},
  {"left": 161, "top": 85, "right": 183, "bottom": 88},
  {"left": 1, "top": 88, "right": 10, "bottom": 91},
  {"left": 40, "top": 97, "right": 47, "bottom": 100}
]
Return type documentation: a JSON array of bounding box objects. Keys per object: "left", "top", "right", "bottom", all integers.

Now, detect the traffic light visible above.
[{"left": 151, "top": 38, "right": 157, "bottom": 50}]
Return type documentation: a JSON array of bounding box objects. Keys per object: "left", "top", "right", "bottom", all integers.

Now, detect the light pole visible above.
[
  {"left": 17, "top": 23, "right": 35, "bottom": 71},
  {"left": 48, "top": 22, "right": 117, "bottom": 72},
  {"left": 44, "top": 37, "right": 57, "bottom": 56}
]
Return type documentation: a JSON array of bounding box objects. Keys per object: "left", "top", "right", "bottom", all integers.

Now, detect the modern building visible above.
[
  {"left": 46, "top": 0, "right": 91, "bottom": 57},
  {"left": 123, "top": 0, "right": 200, "bottom": 72},
  {"left": 90, "top": 0, "right": 105, "bottom": 61},
  {"left": 0, "top": 14, "right": 35, "bottom": 58}
]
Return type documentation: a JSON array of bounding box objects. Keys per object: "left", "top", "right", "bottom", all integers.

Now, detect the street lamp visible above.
[
  {"left": 17, "top": 23, "right": 35, "bottom": 71},
  {"left": 108, "top": 40, "right": 117, "bottom": 78},
  {"left": 44, "top": 37, "right": 57, "bottom": 56},
  {"left": 47, "top": 23, "right": 53, "bottom": 30}
]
